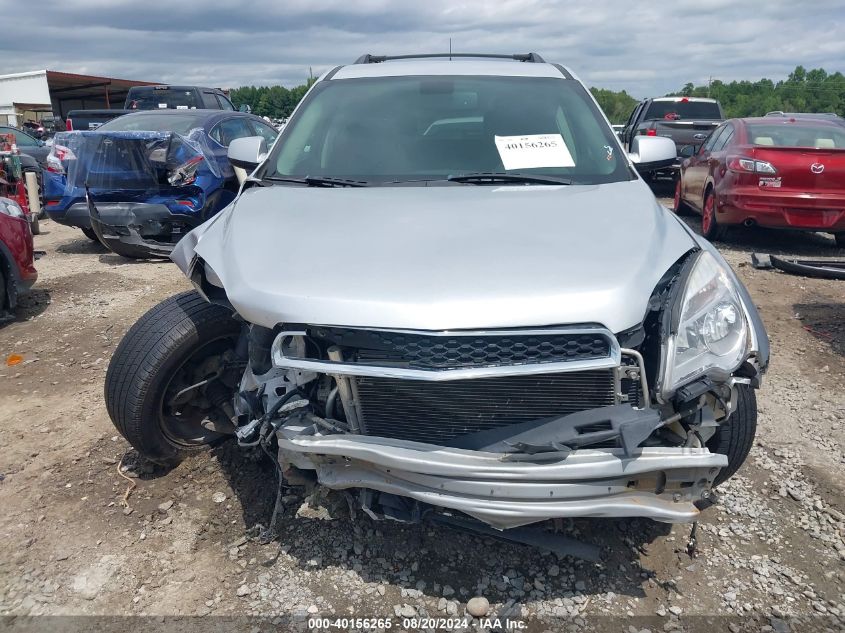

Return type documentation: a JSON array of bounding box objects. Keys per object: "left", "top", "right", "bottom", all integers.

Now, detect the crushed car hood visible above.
[{"left": 184, "top": 181, "right": 696, "bottom": 332}]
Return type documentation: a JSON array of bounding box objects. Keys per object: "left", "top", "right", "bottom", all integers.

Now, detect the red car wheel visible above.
[
  {"left": 701, "top": 192, "right": 726, "bottom": 241},
  {"left": 672, "top": 179, "right": 690, "bottom": 215}
]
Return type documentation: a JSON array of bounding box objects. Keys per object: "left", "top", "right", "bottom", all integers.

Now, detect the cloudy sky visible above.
[{"left": 2, "top": 0, "right": 844, "bottom": 97}]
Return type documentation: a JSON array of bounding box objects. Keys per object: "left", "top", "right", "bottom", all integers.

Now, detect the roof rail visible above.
[{"left": 354, "top": 52, "right": 546, "bottom": 64}]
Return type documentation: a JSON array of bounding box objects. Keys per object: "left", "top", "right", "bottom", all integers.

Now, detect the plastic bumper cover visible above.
[
  {"left": 45, "top": 201, "right": 91, "bottom": 229},
  {"left": 277, "top": 431, "right": 728, "bottom": 530},
  {"left": 719, "top": 188, "right": 845, "bottom": 230},
  {"left": 88, "top": 199, "right": 199, "bottom": 258}
]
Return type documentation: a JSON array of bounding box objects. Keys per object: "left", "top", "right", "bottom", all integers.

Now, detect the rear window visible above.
[
  {"left": 746, "top": 123, "right": 845, "bottom": 149},
  {"left": 97, "top": 113, "right": 205, "bottom": 134},
  {"left": 126, "top": 87, "right": 200, "bottom": 110},
  {"left": 644, "top": 100, "right": 721, "bottom": 121}
]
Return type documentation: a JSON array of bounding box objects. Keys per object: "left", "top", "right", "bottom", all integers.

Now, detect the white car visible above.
[{"left": 104, "top": 53, "right": 768, "bottom": 543}]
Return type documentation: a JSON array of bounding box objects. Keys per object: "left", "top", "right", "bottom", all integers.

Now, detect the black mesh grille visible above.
[
  {"left": 310, "top": 327, "right": 612, "bottom": 370},
  {"left": 355, "top": 371, "right": 617, "bottom": 445}
]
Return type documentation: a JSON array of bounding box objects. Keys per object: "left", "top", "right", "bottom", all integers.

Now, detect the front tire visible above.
[
  {"left": 707, "top": 385, "right": 757, "bottom": 486},
  {"left": 834, "top": 233, "right": 845, "bottom": 248},
  {"left": 104, "top": 291, "right": 242, "bottom": 464},
  {"left": 29, "top": 214, "right": 40, "bottom": 235}
]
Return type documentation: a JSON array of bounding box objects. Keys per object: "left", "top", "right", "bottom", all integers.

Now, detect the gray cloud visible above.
[{"left": 1, "top": 0, "right": 843, "bottom": 96}]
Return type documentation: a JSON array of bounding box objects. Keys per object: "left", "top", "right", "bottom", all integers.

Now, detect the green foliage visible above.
[
  {"left": 669, "top": 66, "right": 845, "bottom": 118},
  {"left": 229, "top": 77, "right": 317, "bottom": 119},
  {"left": 230, "top": 65, "right": 845, "bottom": 125},
  {"left": 590, "top": 87, "right": 638, "bottom": 124}
]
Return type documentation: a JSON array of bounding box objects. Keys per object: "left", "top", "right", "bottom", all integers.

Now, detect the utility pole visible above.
[{"left": 707, "top": 76, "right": 712, "bottom": 98}]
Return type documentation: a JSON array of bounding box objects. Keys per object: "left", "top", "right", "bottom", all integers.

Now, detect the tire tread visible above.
[
  {"left": 104, "top": 291, "right": 238, "bottom": 463},
  {"left": 709, "top": 385, "right": 757, "bottom": 486}
]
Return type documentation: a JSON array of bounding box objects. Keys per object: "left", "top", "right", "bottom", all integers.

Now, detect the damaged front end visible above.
[
  {"left": 169, "top": 194, "right": 767, "bottom": 540},
  {"left": 220, "top": 257, "right": 764, "bottom": 533},
  {"left": 53, "top": 130, "right": 229, "bottom": 258}
]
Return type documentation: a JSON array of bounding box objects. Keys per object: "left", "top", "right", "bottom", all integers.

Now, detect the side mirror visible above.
[
  {"left": 238, "top": 104, "right": 252, "bottom": 114},
  {"left": 628, "top": 136, "right": 677, "bottom": 173},
  {"left": 227, "top": 136, "right": 267, "bottom": 171}
]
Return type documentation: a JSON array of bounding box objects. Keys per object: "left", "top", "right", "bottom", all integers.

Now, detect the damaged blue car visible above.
[{"left": 42, "top": 110, "right": 277, "bottom": 258}]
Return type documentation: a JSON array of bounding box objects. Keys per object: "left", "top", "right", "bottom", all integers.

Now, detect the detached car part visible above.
[{"left": 751, "top": 252, "right": 845, "bottom": 280}]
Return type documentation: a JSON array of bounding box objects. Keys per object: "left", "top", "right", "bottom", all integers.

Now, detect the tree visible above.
[
  {"left": 590, "top": 87, "right": 638, "bottom": 124},
  {"left": 669, "top": 66, "right": 845, "bottom": 118},
  {"left": 229, "top": 78, "right": 315, "bottom": 118}
]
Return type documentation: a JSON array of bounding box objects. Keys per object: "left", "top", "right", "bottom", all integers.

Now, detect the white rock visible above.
[{"left": 466, "top": 596, "right": 489, "bottom": 618}]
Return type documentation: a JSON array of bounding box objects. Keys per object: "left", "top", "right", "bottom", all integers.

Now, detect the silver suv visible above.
[{"left": 105, "top": 53, "right": 768, "bottom": 538}]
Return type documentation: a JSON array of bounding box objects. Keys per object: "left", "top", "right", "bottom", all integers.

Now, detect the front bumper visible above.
[
  {"left": 277, "top": 428, "right": 727, "bottom": 530},
  {"left": 88, "top": 199, "right": 199, "bottom": 258}
]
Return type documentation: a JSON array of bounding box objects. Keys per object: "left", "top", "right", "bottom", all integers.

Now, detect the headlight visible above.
[
  {"left": 660, "top": 251, "right": 749, "bottom": 395},
  {"left": 0, "top": 198, "right": 25, "bottom": 219}
]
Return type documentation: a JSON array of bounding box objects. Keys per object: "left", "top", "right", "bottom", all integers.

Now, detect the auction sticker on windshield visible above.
[{"left": 494, "top": 134, "right": 575, "bottom": 170}]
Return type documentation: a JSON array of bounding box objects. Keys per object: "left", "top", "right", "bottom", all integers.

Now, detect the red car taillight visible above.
[
  {"left": 727, "top": 155, "right": 777, "bottom": 175},
  {"left": 646, "top": 129, "right": 657, "bottom": 136},
  {"left": 65, "top": 118, "right": 73, "bottom": 131}
]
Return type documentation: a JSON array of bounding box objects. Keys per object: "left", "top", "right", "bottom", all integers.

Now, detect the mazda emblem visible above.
[{"left": 811, "top": 163, "right": 825, "bottom": 174}]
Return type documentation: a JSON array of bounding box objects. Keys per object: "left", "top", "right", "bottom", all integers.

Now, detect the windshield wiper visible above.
[
  {"left": 447, "top": 172, "right": 573, "bottom": 185},
  {"left": 265, "top": 176, "right": 368, "bottom": 187}
]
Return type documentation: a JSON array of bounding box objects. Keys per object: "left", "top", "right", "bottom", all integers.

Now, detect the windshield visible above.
[
  {"left": 98, "top": 113, "right": 205, "bottom": 134},
  {"left": 264, "top": 75, "right": 630, "bottom": 185},
  {"left": 126, "top": 88, "right": 200, "bottom": 110},
  {"left": 747, "top": 123, "right": 845, "bottom": 148},
  {"left": 644, "top": 100, "right": 722, "bottom": 121}
]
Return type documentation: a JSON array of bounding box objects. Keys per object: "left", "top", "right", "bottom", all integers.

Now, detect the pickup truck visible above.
[
  {"left": 620, "top": 97, "right": 724, "bottom": 172},
  {"left": 65, "top": 85, "right": 236, "bottom": 131}
]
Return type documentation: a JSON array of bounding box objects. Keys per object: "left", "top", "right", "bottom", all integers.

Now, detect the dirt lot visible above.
[{"left": 1, "top": 206, "right": 844, "bottom": 632}]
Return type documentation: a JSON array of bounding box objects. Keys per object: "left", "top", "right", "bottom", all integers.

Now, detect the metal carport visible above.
[{"left": 0, "top": 70, "right": 157, "bottom": 126}]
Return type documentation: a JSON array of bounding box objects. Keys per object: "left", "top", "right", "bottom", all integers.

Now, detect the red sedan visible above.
[
  {"left": 675, "top": 116, "right": 845, "bottom": 245},
  {"left": 0, "top": 197, "right": 37, "bottom": 319}
]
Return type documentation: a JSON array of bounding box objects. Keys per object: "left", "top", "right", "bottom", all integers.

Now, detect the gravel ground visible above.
[{"left": 1, "top": 203, "right": 844, "bottom": 632}]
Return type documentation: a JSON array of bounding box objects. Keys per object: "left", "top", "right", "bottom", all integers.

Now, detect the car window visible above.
[
  {"left": 746, "top": 123, "right": 845, "bottom": 148},
  {"left": 268, "top": 75, "right": 631, "bottom": 185},
  {"left": 702, "top": 125, "right": 727, "bottom": 153},
  {"left": 624, "top": 102, "right": 643, "bottom": 129},
  {"left": 644, "top": 100, "right": 722, "bottom": 121},
  {"left": 210, "top": 117, "right": 256, "bottom": 146},
  {"left": 250, "top": 120, "right": 278, "bottom": 145},
  {"left": 216, "top": 94, "right": 235, "bottom": 111},
  {"left": 713, "top": 125, "right": 734, "bottom": 151},
  {"left": 3, "top": 128, "right": 38, "bottom": 146},
  {"left": 126, "top": 87, "right": 200, "bottom": 110}
]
